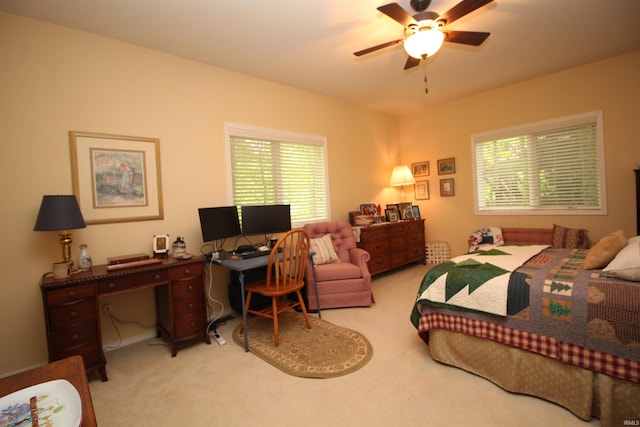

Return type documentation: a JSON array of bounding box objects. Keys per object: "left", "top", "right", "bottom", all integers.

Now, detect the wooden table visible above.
[{"left": 0, "top": 355, "right": 98, "bottom": 426}]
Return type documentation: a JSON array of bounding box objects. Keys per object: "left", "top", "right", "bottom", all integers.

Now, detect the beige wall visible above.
[
  {"left": 0, "top": 12, "right": 400, "bottom": 375},
  {"left": 400, "top": 50, "right": 640, "bottom": 256},
  {"left": 1, "top": 11, "right": 638, "bottom": 376}
]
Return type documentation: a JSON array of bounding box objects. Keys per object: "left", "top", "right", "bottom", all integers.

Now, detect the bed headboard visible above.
[{"left": 501, "top": 227, "right": 554, "bottom": 245}]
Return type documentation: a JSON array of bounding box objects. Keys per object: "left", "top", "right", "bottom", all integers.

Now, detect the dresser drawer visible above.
[
  {"left": 169, "top": 263, "right": 202, "bottom": 280},
  {"left": 49, "top": 299, "right": 96, "bottom": 325},
  {"left": 360, "top": 226, "right": 389, "bottom": 241},
  {"left": 52, "top": 343, "right": 102, "bottom": 367},
  {"left": 172, "top": 276, "right": 203, "bottom": 298},
  {"left": 98, "top": 270, "right": 168, "bottom": 294},
  {"left": 173, "top": 298, "right": 205, "bottom": 320},
  {"left": 47, "top": 284, "right": 95, "bottom": 305}
]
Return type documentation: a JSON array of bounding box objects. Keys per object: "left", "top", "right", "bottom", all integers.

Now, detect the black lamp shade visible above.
[{"left": 34, "top": 195, "right": 87, "bottom": 231}]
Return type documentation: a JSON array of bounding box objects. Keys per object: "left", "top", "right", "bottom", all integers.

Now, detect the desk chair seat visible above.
[{"left": 242, "top": 229, "right": 311, "bottom": 346}]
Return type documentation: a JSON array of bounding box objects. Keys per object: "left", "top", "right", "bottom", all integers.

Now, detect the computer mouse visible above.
[{"left": 258, "top": 246, "right": 270, "bottom": 252}]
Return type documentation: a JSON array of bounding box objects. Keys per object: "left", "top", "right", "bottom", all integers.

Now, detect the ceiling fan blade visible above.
[
  {"left": 444, "top": 30, "right": 490, "bottom": 46},
  {"left": 354, "top": 39, "right": 404, "bottom": 57},
  {"left": 404, "top": 56, "right": 421, "bottom": 70},
  {"left": 439, "top": 0, "right": 493, "bottom": 25},
  {"left": 377, "top": 3, "right": 417, "bottom": 27}
]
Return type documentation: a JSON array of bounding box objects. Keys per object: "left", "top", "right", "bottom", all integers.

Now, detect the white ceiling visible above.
[{"left": 2, "top": 0, "right": 640, "bottom": 116}]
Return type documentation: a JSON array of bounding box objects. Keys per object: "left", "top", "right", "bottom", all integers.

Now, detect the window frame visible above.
[
  {"left": 224, "top": 122, "right": 330, "bottom": 227},
  {"left": 471, "top": 111, "right": 607, "bottom": 216}
]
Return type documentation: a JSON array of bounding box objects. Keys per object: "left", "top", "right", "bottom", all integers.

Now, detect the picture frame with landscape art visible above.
[
  {"left": 70, "top": 131, "right": 164, "bottom": 224},
  {"left": 437, "top": 157, "right": 456, "bottom": 175}
]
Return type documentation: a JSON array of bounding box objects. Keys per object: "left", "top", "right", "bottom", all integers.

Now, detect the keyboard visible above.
[{"left": 240, "top": 250, "right": 270, "bottom": 259}]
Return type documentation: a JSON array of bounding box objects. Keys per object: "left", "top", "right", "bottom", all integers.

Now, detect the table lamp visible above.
[
  {"left": 389, "top": 165, "right": 416, "bottom": 199},
  {"left": 34, "top": 195, "right": 87, "bottom": 265}
]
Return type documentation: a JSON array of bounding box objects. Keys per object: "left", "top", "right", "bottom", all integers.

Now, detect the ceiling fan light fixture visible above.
[{"left": 404, "top": 28, "right": 445, "bottom": 59}]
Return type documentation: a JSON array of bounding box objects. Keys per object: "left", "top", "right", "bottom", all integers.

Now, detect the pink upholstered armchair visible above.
[{"left": 303, "top": 221, "right": 373, "bottom": 310}]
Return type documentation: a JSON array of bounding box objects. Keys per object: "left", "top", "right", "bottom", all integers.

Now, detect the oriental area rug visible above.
[{"left": 233, "top": 311, "right": 373, "bottom": 379}]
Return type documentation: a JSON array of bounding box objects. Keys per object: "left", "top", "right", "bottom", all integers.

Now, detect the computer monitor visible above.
[
  {"left": 198, "top": 206, "right": 241, "bottom": 252},
  {"left": 241, "top": 204, "right": 291, "bottom": 246}
]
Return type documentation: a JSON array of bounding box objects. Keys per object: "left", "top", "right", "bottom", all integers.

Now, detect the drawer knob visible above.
[
  {"left": 154, "top": 274, "right": 161, "bottom": 280},
  {"left": 185, "top": 269, "right": 190, "bottom": 275},
  {"left": 188, "top": 303, "right": 193, "bottom": 310},
  {"left": 189, "top": 321, "right": 195, "bottom": 328},
  {"left": 187, "top": 285, "right": 193, "bottom": 291},
  {"left": 108, "top": 282, "right": 116, "bottom": 289},
  {"left": 69, "top": 311, "right": 77, "bottom": 319},
  {"left": 67, "top": 290, "right": 76, "bottom": 298},
  {"left": 71, "top": 334, "right": 78, "bottom": 341}
]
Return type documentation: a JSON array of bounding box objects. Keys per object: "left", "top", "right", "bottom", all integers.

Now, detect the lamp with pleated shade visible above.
[{"left": 389, "top": 165, "right": 416, "bottom": 199}]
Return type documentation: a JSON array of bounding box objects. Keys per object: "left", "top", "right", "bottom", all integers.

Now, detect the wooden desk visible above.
[
  {"left": 40, "top": 256, "right": 210, "bottom": 381},
  {"left": 0, "top": 355, "right": 97, "bottom": 427}
]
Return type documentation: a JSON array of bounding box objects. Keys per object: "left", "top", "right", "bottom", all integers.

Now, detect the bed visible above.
[{"left": 411, "top": 226, "right": 640, "bottom": 427}]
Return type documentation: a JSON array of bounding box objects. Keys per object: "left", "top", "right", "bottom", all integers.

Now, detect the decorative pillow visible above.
[
  {"left": 552, "top": 224, "right": 589, "bottom": 249},
  {"left": 310, "top": 234, "right": 340, "bottom": 265},
  {"left": 583, "top": 229, "right": 626, "bottom": 269},
  {"left": 603, "top": 235, "right": 640, "bottom": 281},
  {"left": 468, "top": 227, "right": 503, "bottom": 252}
]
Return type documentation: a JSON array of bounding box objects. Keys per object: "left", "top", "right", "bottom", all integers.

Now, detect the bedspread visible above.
[{"left": 412, "top": 247, "right": 640, "bottom": 382}]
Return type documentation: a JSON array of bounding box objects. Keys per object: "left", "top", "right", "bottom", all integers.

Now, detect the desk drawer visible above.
[
  {"left": 49, "top": 299, "right": 96, "bottom": 325},
  {"left": 98, "top": 270, "right": 168, "bottom": 294},
  {"left": 360, "top": 227, "right": 389, "bottom": 241},
  {"left": 50, "top": 323, "right": 99, "bottom": 349},
  {"left": 172, "top": 276, "right": 203, "bottom": 298},
  {"left": 175, "top": 316, "right": 206, "bottom": 336},
  {"left": 169, "top": 263, "right": 202, "bottom": 280},
  {"left": 47, "top": 284, "right": 95, "bottom": 305}
]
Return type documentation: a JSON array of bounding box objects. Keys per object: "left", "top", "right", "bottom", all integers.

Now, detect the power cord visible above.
[{"left": 102, "top": 307, "right": 161, "bottom": 351}]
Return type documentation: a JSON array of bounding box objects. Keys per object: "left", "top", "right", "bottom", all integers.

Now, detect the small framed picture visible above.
[
  {"left": 386, "top": 203, "right": 400, "bottom": 213},
  {"left": 414, "top": 180, "right": 430, "bottom": 200},
  {"left": 385, "top": 209, "right": 399, "bottom": 222},
  {"left": 399, "top": 202, "right": 413, "bottom": 220},
  {"left": 440, "top": 178, "right": 455, "bottom": 197},
  {"left": 153, "top": 234, "right": 170, "bottom": 254},
  {"left": 437, "top": 157, "right": 456, "bottom": 175},
  {"left": 412, "top": 205, "right": 421, "bottom": 219},
  {"left": 411, "top": 161, "right": 430, "bottom": 177},
  {"left": 359, "top": 203, "right": 378, "bottom": 215}
]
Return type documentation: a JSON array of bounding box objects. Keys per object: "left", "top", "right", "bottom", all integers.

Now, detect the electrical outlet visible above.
[{"left": 103, "top": 304, "right": 112, "bottom": 315}]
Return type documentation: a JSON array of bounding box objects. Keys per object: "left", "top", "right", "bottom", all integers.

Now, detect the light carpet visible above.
[{"left": 233, "top": 311, "right": 373, "bottom": 378}]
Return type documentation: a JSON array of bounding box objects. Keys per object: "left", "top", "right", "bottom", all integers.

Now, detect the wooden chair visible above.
[{"left": 243, "top": 229, "right": 312, "bottom": 346}]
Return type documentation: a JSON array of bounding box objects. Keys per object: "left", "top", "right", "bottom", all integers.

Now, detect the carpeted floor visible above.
[
  {"left": 88, "top": 263, "right": 601, "bottom": 426},
  {"left": 232, "top": 311, "right": 373, "bottom": 378}
]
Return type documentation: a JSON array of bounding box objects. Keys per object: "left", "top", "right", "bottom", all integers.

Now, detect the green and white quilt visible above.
[{"left": 416, "top": 245, "right": 549, "bottom": 316}]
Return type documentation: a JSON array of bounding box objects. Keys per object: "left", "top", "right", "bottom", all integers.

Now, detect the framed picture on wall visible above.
[
  {"left": 440, "top": 178, "right": 455, "bottom": 197},
  {"left": 437, "top": 157, "right": 456, "bottom": 175},
  {"left": 414, "top": 180, "right": 430, "bottom": 200},
  {"left": 411, "top": 161, "right": 430, "bottom": 177}
]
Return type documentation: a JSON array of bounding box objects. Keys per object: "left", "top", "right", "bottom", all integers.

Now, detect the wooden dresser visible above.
[
  {"left": 357, "top": 219, "right": 425, "bottom": 275},
  {"left": 40, "top": 257, "right": 210, "bottom": 381}
]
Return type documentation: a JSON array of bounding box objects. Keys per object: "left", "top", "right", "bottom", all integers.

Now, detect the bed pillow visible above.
[
  {"left": 468, "top": 227, "right": 503, "bottom": 252},
  {"left": 552, "top": 224, "right": 589, "bottom": 249},
  {"left": 310, "top": 234, "right": 340, "bottom": 265},
  {"left": 583, "top": 229, "right": 626, "bottom": 269},
  {"left": 603, "top": 235, "right": 640, "bottom": 281}
]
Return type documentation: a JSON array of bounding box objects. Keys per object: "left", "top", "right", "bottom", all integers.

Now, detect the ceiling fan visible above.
[{"left": 354, "top": 0, "right": 494, "bottom": 70}]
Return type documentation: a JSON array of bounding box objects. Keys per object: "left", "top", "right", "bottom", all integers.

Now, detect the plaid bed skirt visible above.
[{"left": 418, "top": 312, "right": 639, "bottom": 384}]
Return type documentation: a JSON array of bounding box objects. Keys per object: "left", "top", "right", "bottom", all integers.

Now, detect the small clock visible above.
[{"left": 153, "top": 234, "right": 170, "bottom": 256}]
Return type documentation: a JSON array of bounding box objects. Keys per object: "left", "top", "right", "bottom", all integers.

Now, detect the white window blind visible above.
[
  {"left": 472, "top": 111, "right": 606, "bottom": 215},
  {"left": 225, "top": 123, "right": 329, "bottom": 225}
]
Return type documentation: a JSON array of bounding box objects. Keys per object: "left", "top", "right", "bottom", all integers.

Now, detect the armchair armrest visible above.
[{"left": 348, "top": 247, "right": 371, "bottom": 273}]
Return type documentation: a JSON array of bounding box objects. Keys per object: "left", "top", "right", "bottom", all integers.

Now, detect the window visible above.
[
  {"left": 471, "top": 111, "right": 606, "bottom": 215},
  {"left": 225, "top": 122, "right": 329, "bottom": 225}
]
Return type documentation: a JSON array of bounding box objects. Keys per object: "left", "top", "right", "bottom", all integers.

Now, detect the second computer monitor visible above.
[{"left": 241, "top": 204, "right": 291, "bottom": 244}]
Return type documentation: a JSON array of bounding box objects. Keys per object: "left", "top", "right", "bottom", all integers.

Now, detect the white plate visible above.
[{"left": 0, "top": 379, "right": 82, "bottom": 427}]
